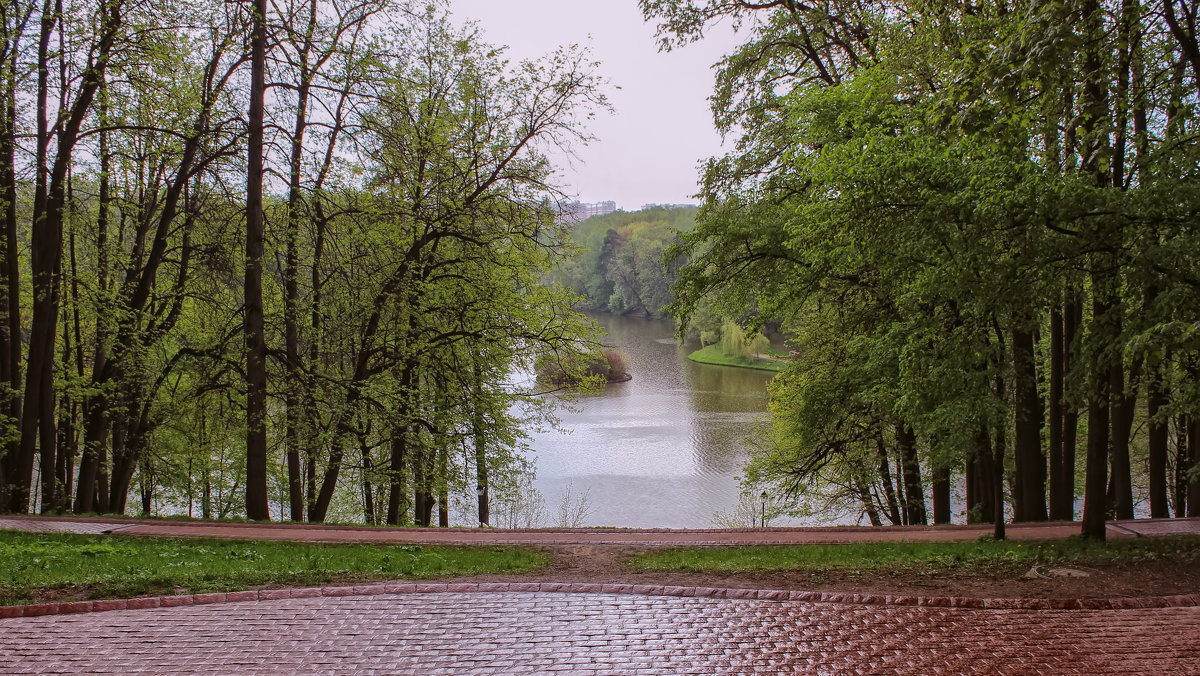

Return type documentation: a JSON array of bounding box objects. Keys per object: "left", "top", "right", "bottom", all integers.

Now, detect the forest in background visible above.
[
  {"left": 642, "top": 0, "right": 1200, "bottom": 538},
  {"left": 549, "top": 205, "right": 697, "bottom": 319},
  {"left": 0, "top": 0, "right": 610, "bottom": 525}
]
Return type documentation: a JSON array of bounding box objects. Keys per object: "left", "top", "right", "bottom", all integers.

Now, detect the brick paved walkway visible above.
[{"left": 2, "top": 588, "right": 1197, "bottom": 674}]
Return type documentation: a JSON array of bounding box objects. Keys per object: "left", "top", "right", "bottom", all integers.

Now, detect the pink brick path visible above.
[
  {"left": 12, "top": 514, "right": 1200, "bottom": 545},
  {"left": 2, "top": 589, "right": 1198, "bottom": 674}
]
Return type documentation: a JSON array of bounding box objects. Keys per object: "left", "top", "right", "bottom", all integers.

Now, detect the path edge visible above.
[{"left": 3, "top": 582, "right": 1198, "bottom": 619}]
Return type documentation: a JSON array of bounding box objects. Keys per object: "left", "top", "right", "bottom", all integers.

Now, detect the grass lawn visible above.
[
  {"left": 630, "top": 536, "right": 1200, "bottom": 575},
  {"left": 687, "top": 344, "right": 787, "bottom": 372},
  {"left": 0, "top": 530, "right": 547, "bottom": 605}
]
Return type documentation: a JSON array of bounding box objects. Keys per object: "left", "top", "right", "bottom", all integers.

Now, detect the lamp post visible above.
[{"left": 760, "top": 491, "right": 768, "bottom": 528}]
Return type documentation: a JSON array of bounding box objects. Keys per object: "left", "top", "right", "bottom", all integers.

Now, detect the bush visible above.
[{"left": 537, "top": 350, "right": 630, "bottom": 385}]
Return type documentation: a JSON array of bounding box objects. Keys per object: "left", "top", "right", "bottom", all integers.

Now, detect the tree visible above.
[{"left": 644, "top": 0, "right": 1200, "bottom": 538}]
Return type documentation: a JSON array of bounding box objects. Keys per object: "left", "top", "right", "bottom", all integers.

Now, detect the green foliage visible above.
[
  {"left": 548, "top": 206, "right": 698, "bottom": 317},
  {"left": 0, "top": 1, "right": 610, "bottom": 525},
  {"left": 630, "top": 536, "right": 1200, "bottom": 574},
  {"left": 645, "top": 0, "right": 1200, "bottom": 527},
  {"left": 0, "top": 531, "right": 547, "bottom": 605}
]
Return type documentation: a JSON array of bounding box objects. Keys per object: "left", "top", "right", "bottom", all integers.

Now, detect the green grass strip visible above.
[
  {"left": 630, "top": 536, "right": 1200, "bottom": 573},
  {"left": 0, "top": 530, "right": 547, "bottom": 605},
  {"left": 687, "top": 344, "right": 787, "bottom": 372}
]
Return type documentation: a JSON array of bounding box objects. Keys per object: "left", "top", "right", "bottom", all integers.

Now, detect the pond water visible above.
[{"left": 528, "top": 313, "right": 776, "bottom": 528}]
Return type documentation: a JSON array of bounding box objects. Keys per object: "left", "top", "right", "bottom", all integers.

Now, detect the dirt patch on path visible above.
[{"left": 445, "top": 544, "right": 1200, "bottom": 600}]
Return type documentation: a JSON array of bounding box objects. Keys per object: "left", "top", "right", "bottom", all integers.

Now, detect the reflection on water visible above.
[{"left": 529, "top": 313, "right": 774, "bottom": 528}]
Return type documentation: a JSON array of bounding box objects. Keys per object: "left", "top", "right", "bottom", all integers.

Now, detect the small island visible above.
[{"left": 538, "top": 350, "right": 632, "bottom": 386}]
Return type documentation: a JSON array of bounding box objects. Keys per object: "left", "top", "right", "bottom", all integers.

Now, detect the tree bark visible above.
[
  {"left": 1176, "top": 416, "right": 1189, "bottom": 517},
  {"left": 472, "top": 358, "right": 490, "bottom": 526},
  {"left": 897, "top": 425, "right": 926, "bottom": 526},
  {"left": 932, "top": 466, "right": 950, "bottom": 524},
  {"left": 244, "top": 0, "right": 270, "bottom": 521},
  {"left": 1060, "top": 291, "right": 1082, "bottom": 519},
  {"left": 1012, "top": 325, "right": 1047, "bottom": 521},
  {"left": 1079, "top": 0, "right": 1114, "bottom": 540},
  {"left": 992, "top": 418, "right": 1007, "bottom": 540},
  {"left": 876, "top": 439, "right": 902, "bottom": 525},
  {"left": 386, "top": 361, "right": 415, "bottom": 526},
  {"left": 1147, "top": 361, "right": 1170, "bottom": 518},
  {"left": 386, "top": 426, "right": 408, "bottom": 525},
  {"left": 1190, "top": 412, "right": 1200, "bottom": 517},
  {"left": 0, "top": 24, "right": 23, "bottom": 511},
  {"left": 1108, "top": 306, "right": 1135, "bottom": 521},
  {"left": 1082, "top": 290, "right": 1113, "bottom": 539},
  {"left": 1048, "top": 303, "right": 1068, "bottom": 520},
  {"left": 283, "top": 0, "right": 319, "bottom": 523}
]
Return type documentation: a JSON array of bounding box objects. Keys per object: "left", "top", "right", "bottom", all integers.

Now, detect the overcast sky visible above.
[{"left": 451, "top": 0, "right": 739, "bottom": 210}]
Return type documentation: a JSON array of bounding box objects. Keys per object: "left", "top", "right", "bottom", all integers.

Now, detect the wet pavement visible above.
[{"left": 1, "top": 587, "right": 1197, "bottom": 674}]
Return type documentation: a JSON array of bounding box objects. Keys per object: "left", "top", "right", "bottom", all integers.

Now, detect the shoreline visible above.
[{"left": 686, "top": 344, "right": 787, "bottom": 372}]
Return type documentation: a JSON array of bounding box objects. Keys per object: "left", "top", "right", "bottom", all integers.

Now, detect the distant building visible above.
[
  {"left": 581, "top": 200, "right": 617, "bottom": 217},
  {"left": 560, "top": 200, "right": 618, "bottom": 221}
]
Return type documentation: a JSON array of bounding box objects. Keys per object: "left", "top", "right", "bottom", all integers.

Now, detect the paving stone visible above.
[{"left": 1, "top": 590, "right": 1197, "bottom": 673}]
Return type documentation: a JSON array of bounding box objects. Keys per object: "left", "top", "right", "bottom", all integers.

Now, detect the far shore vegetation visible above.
[
  {"left": 0, "top": 531, "right": 546, "bottom": 606},
  {"left": 630, "top": 537, "right": 1200, "bottom": 576},
  {"left": 687, "top": 344, "right": 787, "bottom": 372},
  {"left": 686, "top": 319, "right": 787, "bottom": 372}
]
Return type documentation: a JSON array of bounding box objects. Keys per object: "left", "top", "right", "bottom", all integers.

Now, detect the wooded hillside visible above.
[{"left": 549, "top": 205, "right": 698, "bottom": 318}]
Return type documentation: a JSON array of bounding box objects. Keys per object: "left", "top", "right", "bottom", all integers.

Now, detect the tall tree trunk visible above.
[
  {"left": 309, "top": 438, "right": 344, "bottom": 523},
  {"left": 19, "top": 0, "right": 118, "bottom": 513},
  {"left": 0, "top": 26, "right": 23, "bottom": 511},
  {"left": 412, "top": 432, "right": 433, "bottom": 527},
  {"left": 1079, "top": 0, "right": 1114, "bottom": 540},
  {"left": 992, "top": 418, "right": 1007, "bottom": 540},
  {"left": 385, "top": 426, "right": 408, "bottom": 525},
  {"left": 11, "top": 0, "right": 56, "bottom": 513},
  {"left": 1147, "top": 361, "right": 1170, "bottom": 518},
  {"left": 472, "top": 359, "right": 490, "bottom": 527},
  {"left": 1108, "top": 306, "right": 1135, "bottom": 521},
  {"left": 897, "top": 425, "right": 926, "bottom": 526},
  {"left": 876, "top": 439, "right": 902, "bottom": 525},
  {"left": 1059, "top": 290, "right": 1082, "bottom": 519},
  {"left": 1190, "top": 411, "right": 1200, "bottom": 517},
  {"left": 1048, "top": 303, "right": 1068, "bottom": 519},
  {"left": 359, "top": 434, "right": 374, "bottom": 525},
  {"left": 438, "top": 439, "right": 448, "bottom": 528},
  {"left": 967, "top": 426, "right": 995, "bottom": 524},
  {"left": 1012, "top": 325, "right": 1047, "bottom": 521},
  {"left": 74, "top": 106, "right": 111, "bottom": 513},
  {"left": 283, "top": 0, "right": 318, "bottom": 523},
  {"left": 243, "top": 0, "right": 270, "bottom": 521},
  {"left": 932, "top": 466, "right": 950, "bottom": 524},
  {"left": 856, "top": 474, "right": 882, "bottom": 526},
  {"left": 965, "top": 454, "right": 977, "bottom": 523},
  {"left": 1176, "top": 416, "right": 1189, "bottom": 517},
  {"left": 474, "top": 433, "right": 489, "bottom": 527},
  {"left": 386, "top": 361, "right": 415, "bottom": 526},
  {"left": 1082, "top": 289, "right": 1113, "bottom": 539}
]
